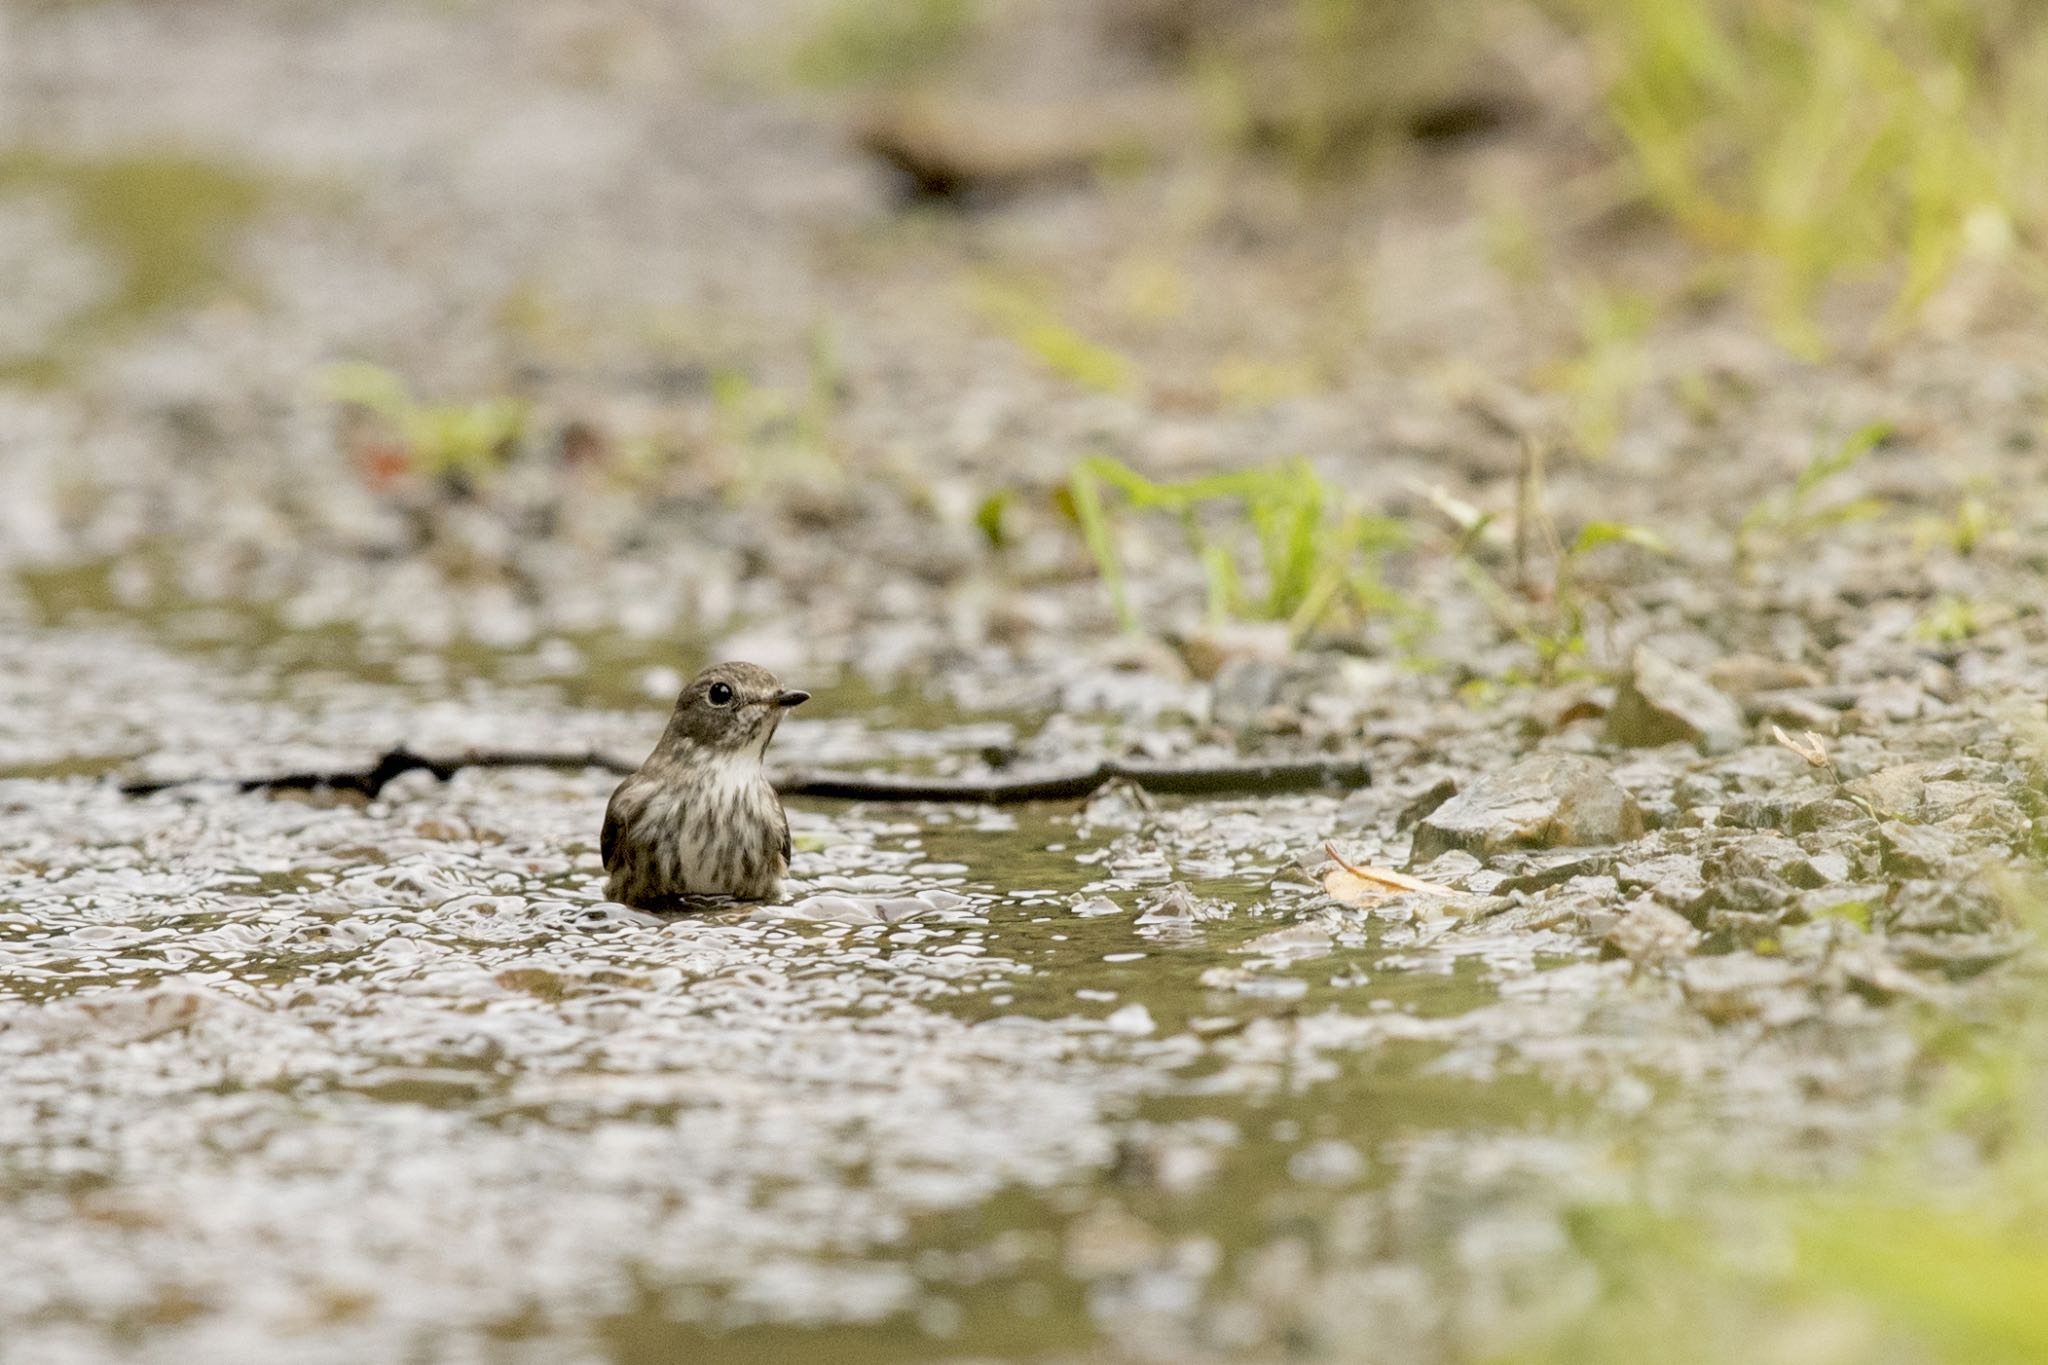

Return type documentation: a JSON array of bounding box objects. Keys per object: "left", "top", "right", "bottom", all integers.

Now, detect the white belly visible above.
[{"left": 644, "top": 757, "right": 776, "bottom": 895}]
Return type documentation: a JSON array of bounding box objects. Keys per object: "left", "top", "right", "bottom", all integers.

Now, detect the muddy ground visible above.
[{"left": 3, "top": 2, "right": 2047, "bottom": 1362}]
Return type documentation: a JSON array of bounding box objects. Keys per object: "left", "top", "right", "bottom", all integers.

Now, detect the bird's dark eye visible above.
[{"left": 707, "top": 681, "right": 735, "bottom": 707}]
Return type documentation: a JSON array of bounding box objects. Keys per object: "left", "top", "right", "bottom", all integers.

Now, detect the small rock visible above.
[
  {"left": 1288, "top": 1139, "right": 1366, "bottom": 1187},
  {"left": 1786, "top": 852, "right": 1852, "bottom": 888},
  {"left": 1234, "top": 925, "right": 1335, "bottom": 961},
  {"left": 1719, "top": 797, "right": 1797, "bottom": 830},
  {"left": 1095, "top": 634, "right": 1192, "bottom": 680},
  {"left": 1606, "top": 646, "right": 1749, "bottom": 753},
  {"left": 1105, "top": 1004, "right": 1157, "bottom": 1035},
  {"left": 1879, "top": 823, "right": 1960, "bottom": 878},
  {"left": 1616, "top": 852, "right": 1706, "bottom": 907},
  {"left": 1491, "top": 850, "right": 1618, "bottom": 894},
  {"left": 1690, "top": 876, "right": 1790, "bottom": 918},
  {"left": 1679, "top": 956, "right": 1805, "bottom": 1024},
  {"left": 1677, "top": 803, "right": 1723, "bottom": 829},
  {"left": 1602, "top": 900, "right": 1701, "bottom": 966},
  {"left": 1849, "top": 680, "right": 1931, "bottom": 726},
  {"left": 1787, "top": 797, "right": 1868, "bottom": 832},
  {"left": 1397, "top": 776, "right": 1459, "bottom": 830},
  {"left": 1749, "top": 691, "right": 1842, "bottom": 737},
  {"left": 1209, "top": 655, "right": 1287, "bottom": 730},
  {"left": 1883, "top": 880, "right": 2005, "bottom": 935},
  {"left": 1079, "top": 778, "right": 1156, "bottom": 830},
  {"left": 1798, "top": 885, "right": 1884, "bottom": 928},
  {"left": 1701, "top": 833, "right": 1806, "bottom": 882},
  {"left": 1672, "top": 774, "right": 1722, "bottom": 809},
  {"left": 1406, "top": 849, "right": 1485, "bottom": 888},
  {"left": 1179, "top": 622, "right": 1292, "bottom": 682},
  {"left": 1891, "top": 932, "right": 2024, "bottom": 978},
  {"left": 1831, "top": 944, "right": 1933, "bottom": 1004},
  {"left": 1064, "top": 1203, "right": 1163, "bottom": 1277},
  {"left": 1136, "top": 883, "right": 1229, "bottom": 929},
  {"left": 1411, "top": 753, "right": 1645, "bottom": 862},
  {"left": 1522, "top": 681, "right": 1611, "bottom": 735},
  {"left": 1707, "top": 654, "right": 1822, "bottom": 699},
  {"left": 1845, "top": 764, "right": 1927, "bottom": 819},
  {"left": 1703, "top": 907, "right": 1783, "bottom": 948}
]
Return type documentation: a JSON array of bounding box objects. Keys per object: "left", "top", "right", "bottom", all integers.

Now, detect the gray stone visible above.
[
  {"left": 1701, "top": 833, "right": 1806, "bottom": 882},
  {"left": 1136, "top": 883, "right": 1229, "bottom": 929},
  {"left": 1879, "top": 822, "right": 1961, "bottom": 878},
  {"left": 1706, "top": 654, "right": 1823, "bottom": 699},
  {"left": 1680, "top": 955, "right": 1806, "bottom": 1024},
  {"left": 1180, "top": 622, "right": 1292, "bottom": 682},
  {"left": 1209, "top": 656, "right": 1285, "bottom": 729},
  {"left": 1078, "top": 777, "right": 1156, "bottom": 830},
  {"left": 1845, "top": 764, "right": 1928, "bottom": 818},
  {"left": 1492, "top": 850, "right": 1619, "bottom": 894},
  {"left": 1603, "top": 900, "right": 1701, "bottom": 966},
  {"left": 1883, "top": 880, "right": 2005, "bottom": 935},
  {"left": 1407, "top": 849, "right": 1485, "bottom": 888},
  {"left": 1787, "top": 796, "right": 1867, "bottom": 832},
  {"left": 1672, "top": 773, "right": 1722, "bottom": 809},
  {"left": 1750, "top": 691, "right": 1843, "bottom": 736},
  {"left": 1720, "top": 796, "right": 1796, "bottom": 830},
  {"left": 1605, "top": 646, "right": 1749, "bottom": 753},
  {"left": 1892, "top": 932, "right": 2025, "bottom": 978},
  {"left": 1616, "top": 852, "right": 1706, "bottom": 907},
  {"left": 1410, "top": 754, "right": 1645, "bottom": 862},
  {"left": 1690, "top": 876, "right": 1790, "bottom": 918},
  {"left": 1786, "top": 852, "right": 1852, "bottom": 887},
  {"left": 1397, "top": 775, "right": 1459, "bottom": 830}
]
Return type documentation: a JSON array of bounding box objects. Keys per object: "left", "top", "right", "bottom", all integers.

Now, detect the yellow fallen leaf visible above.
[
  {"left": 1321, "top": 842, "right": 1460, "bottom": 906},
  {"left": 1327, "top": 843, "right": 1458, "bottom": 896}
]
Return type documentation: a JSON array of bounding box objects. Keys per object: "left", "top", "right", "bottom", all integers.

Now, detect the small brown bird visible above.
[{"left": 601, "top": 661, "right": 809, "bottom": 907}]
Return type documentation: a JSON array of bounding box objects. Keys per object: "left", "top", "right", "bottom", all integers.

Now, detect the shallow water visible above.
[{"left": 0, "top": 576, "right": 1915, "bottom": 1364}]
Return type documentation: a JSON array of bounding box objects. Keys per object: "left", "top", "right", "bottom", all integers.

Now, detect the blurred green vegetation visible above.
[
  {"left": 0, "top": 150, "right": 267, "bottom": 381},
  {"left": 1498, "top": 923, "right": 2048, "bottom": 1365},
  {"left": 971, "top": 279, "right": 1137, "bottom": 395},
  {"left": 322, "top": 362, "right": 529, "bottom": 488},
  {"left": 1539, "top": 281, "right": 1658, "bottom": 456},
  {"left": 706, "top": 323, "right": 849, "bottom": 492},
  {"left": 787, "top": 0, "right": 976, "bottom": 89},
  {"left": 1731, "top": 420, "right": 1893, "bottom": 576},
  {"left": 1578, "top": 0, "right": 2048, "bottom": 354},
  {"left": 1064, "top": 454, "right": 1409, "bottom": 639}
]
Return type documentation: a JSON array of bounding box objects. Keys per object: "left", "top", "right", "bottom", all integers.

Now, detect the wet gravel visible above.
[{"left": 3, "top": 588, "right": 2040, "bottom": 1362}]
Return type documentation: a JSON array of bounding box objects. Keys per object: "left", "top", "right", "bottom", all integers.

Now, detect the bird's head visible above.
[{"left": 662, "top": 661, "right": 808, "bottom": 760}]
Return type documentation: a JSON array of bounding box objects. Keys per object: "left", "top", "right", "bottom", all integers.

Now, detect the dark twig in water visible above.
[{"left": 119, "top": 748, "right": 1370, "bottom": 804}]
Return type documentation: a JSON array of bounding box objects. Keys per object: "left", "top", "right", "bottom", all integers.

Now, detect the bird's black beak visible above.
[{"left": 776, "top": 689, "right": 810, "bottom": 708}]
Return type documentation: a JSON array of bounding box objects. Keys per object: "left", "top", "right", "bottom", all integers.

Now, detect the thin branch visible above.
[{"left": 119, "top": 748, "right": 1371, "bottom": 804}]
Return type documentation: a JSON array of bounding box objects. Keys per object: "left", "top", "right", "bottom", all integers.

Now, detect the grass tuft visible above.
[
  {"left": 1063, "top": 454, "right": 1408, "bottom": 640},
  {"left": 1578, "top": 0, "right": 2048, "bottom": 352}
]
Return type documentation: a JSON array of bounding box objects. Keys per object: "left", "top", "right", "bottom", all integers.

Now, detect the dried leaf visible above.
[
  {"left": 1321, "top": 842, "right": 1459, "bottom": 906},
  {"left": 1771, "top": 724, "right": 1831, "bottom": 768}
]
